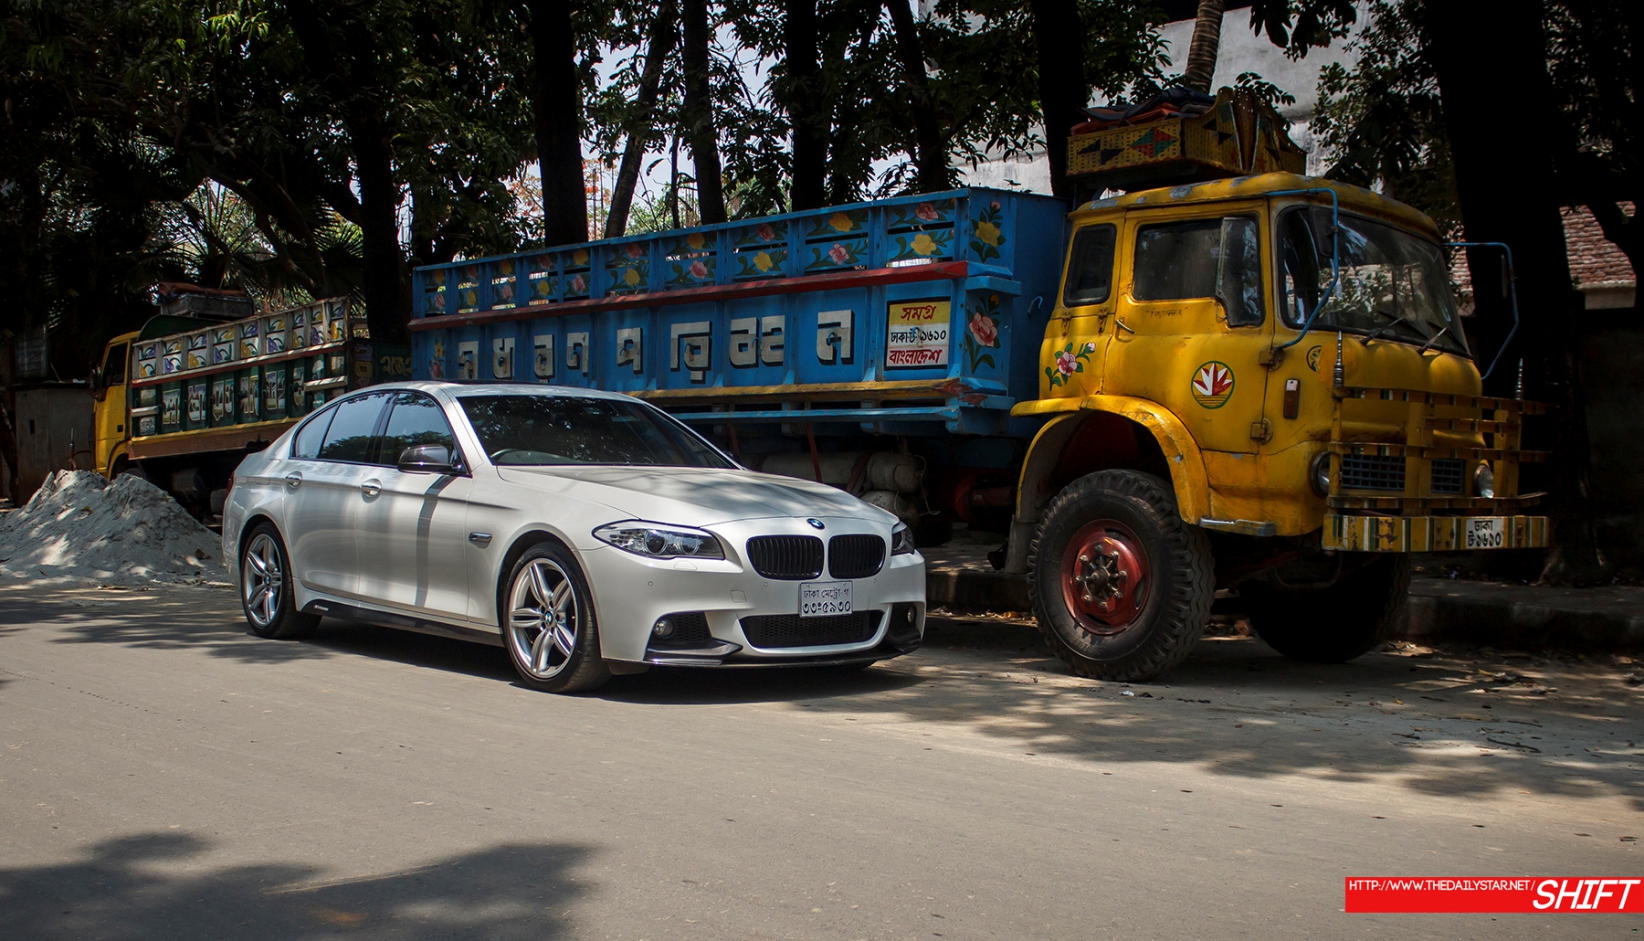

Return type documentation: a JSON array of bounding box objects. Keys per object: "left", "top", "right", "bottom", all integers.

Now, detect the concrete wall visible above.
[
  {"left": 12, "top": 385, "right": 95, "bottom": 501},
  {"left": 1580, "top": 310, "right": 1644, "bottom": 570}
]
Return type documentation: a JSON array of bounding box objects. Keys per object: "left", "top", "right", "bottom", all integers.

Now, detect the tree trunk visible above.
[
  {"left": 681, "top": 0, "right": 726, "bottom": 224},
  {"left": 1182, "top": 0, "right": 1225, "bottom": 92},
  {"left": 883, "top": 0, "right": 946, "bottom": 193},
  {"left": 1427, "top": 0, "right": 1605, "bottom": 582},
  {"left": 284, "top": 0, "right": 410, "bottom": 345},
  {"left": 0, "top": 396, "right": 20, "bottom": 506},
  {"left": 527, "top": 0, "right": 591, "bottom": 246},
  {"left": 605, "top": 0, "right": 678, "bottom": 238},
  {"left": 786, "top": 0, "right": 827, "bottom": 210},
  {"left": 1027, "top": 0, "right": 1087, "bottom": 198}
]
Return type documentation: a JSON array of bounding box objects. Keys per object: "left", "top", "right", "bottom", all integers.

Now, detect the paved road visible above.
[{"left": 2, "top": 582, "right": 1639, "bottom": 940}]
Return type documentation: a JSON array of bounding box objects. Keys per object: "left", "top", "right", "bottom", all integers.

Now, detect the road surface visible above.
[{"left": 1, "top": 582, "right": 1639, "bottom": 939}]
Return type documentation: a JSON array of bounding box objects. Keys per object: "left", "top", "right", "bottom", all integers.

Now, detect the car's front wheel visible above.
[
  {"left": 239, "top": 524, "right": 319, "bottom": 640},
  {"left": 502, "top": 543, "right": 612, "bottom": 693}
]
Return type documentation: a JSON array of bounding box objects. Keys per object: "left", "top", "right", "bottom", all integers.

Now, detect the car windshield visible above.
[
  {"left": 458, "top": 394, "right": 733, "bottom": 468},
  {"left": 1278, "top": 207, "right": 1470, "bottom": 357}
]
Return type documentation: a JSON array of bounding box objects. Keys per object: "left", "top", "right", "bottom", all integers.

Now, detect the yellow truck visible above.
[
  {"left": 404, "top": 87, "right": 1547, "bottom": 680},
  {"left": 91, "top": 291, "right": 401, "bottom": 518}
]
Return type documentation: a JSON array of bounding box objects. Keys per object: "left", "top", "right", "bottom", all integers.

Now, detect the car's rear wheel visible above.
[
  {"left": 502, "top": 543, "right": 612, "bottom": 693},
  {"left": 239, "top": 524, "right": 319, "bottom": 639}
]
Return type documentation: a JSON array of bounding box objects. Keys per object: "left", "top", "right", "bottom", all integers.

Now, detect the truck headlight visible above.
[
  {"left": 1474, "top": 462, "right": 1496, "bottom": 499},
  {"left": 891, "top": 523, "right": 916, "bottom": 555},
  {"left": 593, "top": 522, "right": 724, "bottom": 560},
  {"left": 1310, "top": 452, "right": 1332, "bottom": 497}
]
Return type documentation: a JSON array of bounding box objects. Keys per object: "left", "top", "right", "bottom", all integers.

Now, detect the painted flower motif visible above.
[
  {"left": 755, "top": 223, "right": 777, "bottom": 242},
  {"left": 570, "top": 273, "right": 588, "bottom": 293},
  {"left": 914, "top": 202, "right": 939, "bottom": 222},
  {"left": 989, "top": 200, "right": 1001, "bottom": 211},
  {"left": 430, "top": 292, "right": 446, "bottom": 311},
  {"left": 496, "top": 281, "right": 515, "bottom": 301},
  {"left": 624, "top": 242, "right": 644, "bottom": 259},
  {"left": 969, "top": 312, "right": 998, "bottom": 347},
  {"left": 827, "top": 243, "right": 850, "bottom": 265},
  {"left": 975, "top": 221, "right": 1003, "bottom": 247},
  {"left": 911, "top": 233, "right": 938, "bottom": 256},
  {"left": 753, "top": 251, "right": 774, "bottom": 272},
  {"left": 1055, "top": 350, "right": 1079, "bottom": 376},
  {"left": 686, "top": 232, "right": 707, "bottom": 250},
  {"left": 689, "top": 260, "right": 709, "bottom": 279},
  {"left": 623, "top": 267, "right": 642, "bottom": 286},
  {"left": 571, "top": 249, "right": 590, "bottom": 266},
  {"left": 828, "top": 212, "right": 853, "bottom": 232}
]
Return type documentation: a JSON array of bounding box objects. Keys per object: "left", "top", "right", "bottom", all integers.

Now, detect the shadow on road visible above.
[{"left": 0, "top": 831, "right": 590, "bottom": 941}]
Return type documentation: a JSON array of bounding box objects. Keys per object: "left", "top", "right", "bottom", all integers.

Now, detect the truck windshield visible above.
[
  {"left": 459, "top": 394, "right": 733, "bottom": 468},
  {"left": 1278, "top": 207, "right": 1469, "bottom": 357}
]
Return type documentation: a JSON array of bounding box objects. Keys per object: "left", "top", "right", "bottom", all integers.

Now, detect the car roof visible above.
[{"left": 359, "top": 380, "right": 639, "bottom": 404}]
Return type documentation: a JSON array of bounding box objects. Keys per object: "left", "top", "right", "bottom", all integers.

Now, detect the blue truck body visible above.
[{"left": 410, "top": 188, "right": 1067, "bottom": 443}]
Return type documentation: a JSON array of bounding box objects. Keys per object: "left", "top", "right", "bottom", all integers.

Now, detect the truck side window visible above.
[
  {"left": 1063, "top": 225, "right": 1117, "bottom": 306},
  {"left": 101, "top": 343, "right": 129, "bottom": 386},
  {"left": 316, "top": 392, "right": 390, "bottom": 464},
  {"left": 377, "top": 392, "right": 458, "bottom": 467},
  {"left": 1133, "top": 216, "right": 1264, "bottom": 326},
  {"left": 291, "top": 407, "right": 337, "bottom": 460}
]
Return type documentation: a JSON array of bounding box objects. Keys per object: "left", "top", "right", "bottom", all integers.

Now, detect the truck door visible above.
[
  {"left": 94, "top": 339, "right": 131, "bottom": 475},
  {"left": 1106, "top": 207, "right": 1272, "bottom": 455}
]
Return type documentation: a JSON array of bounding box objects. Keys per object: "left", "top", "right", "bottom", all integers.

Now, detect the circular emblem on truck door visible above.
[{"left": 1190, "top": 361, "right": 1235, "bottom": 409}]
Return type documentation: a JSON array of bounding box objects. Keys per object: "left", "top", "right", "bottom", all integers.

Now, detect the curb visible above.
[{"left": 927, "top": 567, "right": 1644, "bottom": 654}]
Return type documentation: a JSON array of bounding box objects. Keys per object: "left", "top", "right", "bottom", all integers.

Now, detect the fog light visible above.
[
  {"left": 652, "top": 617, "right": 675, "bottom": 640},
  {"left": 1474, "top": 462, "right": 1496, "bottom": 499}
]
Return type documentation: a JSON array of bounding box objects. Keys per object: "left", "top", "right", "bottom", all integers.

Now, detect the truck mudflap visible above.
[{"left": 1323, "top": 513, "right": 1549, "bottom": 552}]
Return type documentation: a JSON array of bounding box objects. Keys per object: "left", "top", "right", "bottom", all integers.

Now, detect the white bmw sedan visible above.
[{"left": 223, "top": 381, "right": 926, "bottom": 692}]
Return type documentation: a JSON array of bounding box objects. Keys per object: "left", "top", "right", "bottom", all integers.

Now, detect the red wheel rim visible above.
[{"left": 1060, "top": 519, "right": 1151, "bottom": 635}]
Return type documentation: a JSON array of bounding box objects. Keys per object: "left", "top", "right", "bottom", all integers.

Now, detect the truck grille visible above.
[
  {"left": 1430, "top": 458, "right": 1466, "bottom": 495},
  {"left": 745, "top": 535, "right": 824, "bottom": 580},
  {"left": 1340, "top": 454, "right": 1405, "bottom": 492},
  {"left": 828, "top": 534, "right": 885, "bottom": 579},
  {"left": 740, "top": 611, "right": 883, "bottom": 648}
]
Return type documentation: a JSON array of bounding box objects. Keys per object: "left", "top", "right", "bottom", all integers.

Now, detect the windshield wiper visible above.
[
  {"left": 1418, "top": 325, "right": 1450, "bottom": 353},
  {"left": 1363, "top": 314, "right": 1412, "bottom": 343}
]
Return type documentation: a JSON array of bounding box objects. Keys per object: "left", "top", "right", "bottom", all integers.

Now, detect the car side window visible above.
[
  {"left": 377, "top": 392, "right": 458, "bottom": 467},
  {"left": 290, "top": 407, "right": 337, "bottom": 460},
  {"left": 1063, "top": 224, "right": 1117, "bottom": 307},
  {"left": 316, "top": 392, "right": 389, "bottom": 464},
  {"left": 1133, "top": 215, "right": 1264, "bottom": 326}
]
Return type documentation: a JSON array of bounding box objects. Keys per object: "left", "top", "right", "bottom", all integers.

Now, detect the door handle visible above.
[
  {"left": 285, "top": 474, "right": 302, "bottom": 489},
  {"left": 361, "top": 479, "right": 382, "bottom": 497}
]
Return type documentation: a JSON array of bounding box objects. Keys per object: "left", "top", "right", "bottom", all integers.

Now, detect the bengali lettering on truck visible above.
[{"left": 885, "top": 299, "right": 950, "bottom": 369}]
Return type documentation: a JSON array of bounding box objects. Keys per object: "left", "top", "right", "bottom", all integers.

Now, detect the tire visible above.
[
  {"left": 239, "top": 524, "right": 320, "bottom": 640},
  {"left": 1245, "top": 556, "right": 1410, "bottom": 663},
  {"left": 501, "top": 543, "right": 612, "bottom": 693},
  {"left": 1027, "top": 470, "right": 1214, "bottom": 682}
]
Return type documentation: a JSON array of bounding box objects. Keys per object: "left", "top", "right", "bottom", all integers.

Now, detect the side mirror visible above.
[{"left": 398, "top": 444, "right": 457, "bottom": 474}]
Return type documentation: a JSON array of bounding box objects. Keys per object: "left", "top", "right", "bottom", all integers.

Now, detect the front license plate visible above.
[
  {"left": 1465, "top": 517, "right": 1506, "bottom": 549},
  {"left": 800, "top": 580, "right": 852, "bottom": 617}
]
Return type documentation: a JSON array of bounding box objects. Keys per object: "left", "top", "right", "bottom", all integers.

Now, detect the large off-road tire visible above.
[
  {"left": 239, "top": 523, "right": 320, "bottom": 640},
  {"left": 501, "top": 543, "right": 612, "bottom": 694},
  {"left": 1028, "top": 470, "right": 1214, "bottom": 682},
  {"left": 1244, "top": 556, "right": 1411, "bottom": 663}
]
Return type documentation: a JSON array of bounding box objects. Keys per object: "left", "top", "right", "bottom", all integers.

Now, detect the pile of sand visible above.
[{"left": 0, "top": 470, "right": 226, "bottom": 586}]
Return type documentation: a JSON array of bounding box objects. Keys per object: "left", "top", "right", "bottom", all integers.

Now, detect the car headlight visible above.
[
  {"left": 593, "top": 522, "right": 725, "bottom": 560},
  {"left": 1474, "top": 462, "right": 1496, "bottom": 499},
  {"left": 1310, "top": 451, "right": 1332, "bottom": 497},
  {"left": 891, "top": 523, "right": 916, "bottom": 556}
]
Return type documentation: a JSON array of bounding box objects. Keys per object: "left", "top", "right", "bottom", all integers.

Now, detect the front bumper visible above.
[{"left": 1323, "top": 513, "right": 1550, "bottom": 552}]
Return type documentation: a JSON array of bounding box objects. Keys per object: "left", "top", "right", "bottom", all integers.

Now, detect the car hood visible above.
[{"left": 493, "top": 465, "right": 896, "bottom": 527}]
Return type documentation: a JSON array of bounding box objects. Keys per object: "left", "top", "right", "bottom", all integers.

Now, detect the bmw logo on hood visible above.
[{"left": 807, "top": 519, "right": 825, "bottom": 530}]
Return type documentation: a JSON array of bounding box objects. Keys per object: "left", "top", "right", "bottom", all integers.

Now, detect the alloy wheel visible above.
[
  {"left": 242, "top": 532, "right": 284, "bottom": 629},
  {"left": 507, "top": 558, "right": 580, "bottom": 679}
]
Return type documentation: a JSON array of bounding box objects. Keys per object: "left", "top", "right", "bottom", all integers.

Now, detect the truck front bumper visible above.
[{"left": 1323, "top": 514, "right": 1549, "bottom": 552}]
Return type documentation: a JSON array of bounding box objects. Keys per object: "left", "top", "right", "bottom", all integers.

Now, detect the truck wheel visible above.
[
  {"left": 1244, "top": 556, "right": 1410, "bottom": 663},
  {"left": 1028, "top": 470, "right": 1214, "bottom": 681},
  {"left": 239, "top": 524, "right": 320, "bottom": 640}
]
